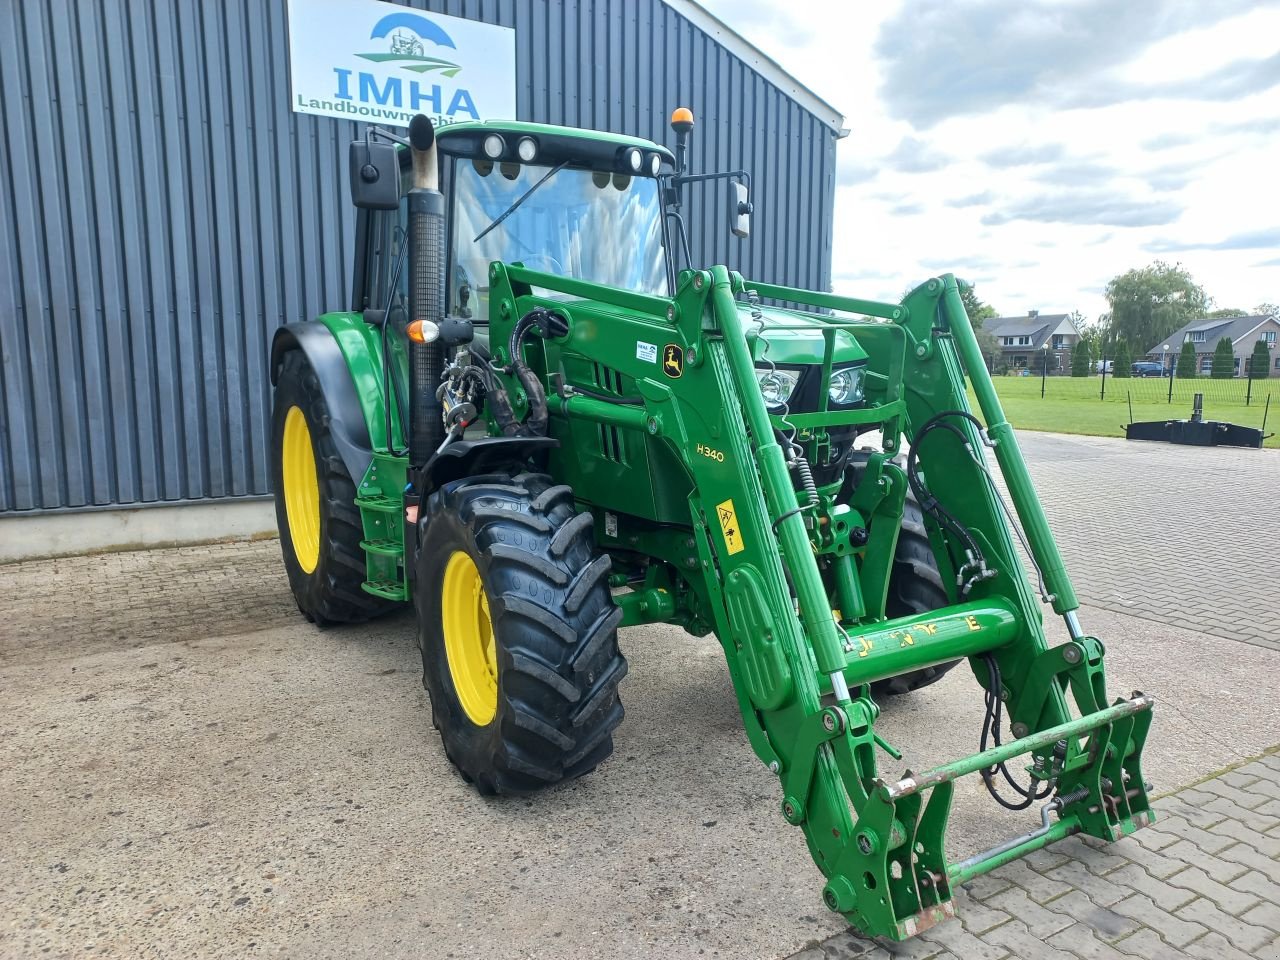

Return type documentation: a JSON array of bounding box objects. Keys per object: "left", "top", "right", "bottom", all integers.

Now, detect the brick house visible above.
[
  {"left": 1145, "top": 314, "right": 1280, "bottom": 376},
  {"left": 984, "top": 311, "right": 1082, "bottom": 372}
]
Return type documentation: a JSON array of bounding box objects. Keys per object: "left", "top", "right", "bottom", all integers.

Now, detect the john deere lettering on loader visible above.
[{"left": 269, "top": 108, "right": 1153, "bottom": 940}]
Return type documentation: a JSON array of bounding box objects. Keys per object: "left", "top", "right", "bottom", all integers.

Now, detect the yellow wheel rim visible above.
[
  {"left": 281, "top": 406, "right": 321, "bottom": 574},
  {"left": 442, "top": 550, "right": 498, "bottom": 726}
]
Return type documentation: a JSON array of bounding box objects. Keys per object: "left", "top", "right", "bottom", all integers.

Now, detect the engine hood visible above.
[{"left": 742, "top": 303, "right": 868, "bottom": 367}]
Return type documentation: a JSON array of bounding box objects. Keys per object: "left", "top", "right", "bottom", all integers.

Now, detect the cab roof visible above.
[{"left": 436, "top": 120, "right": 675, "bottom": 174}]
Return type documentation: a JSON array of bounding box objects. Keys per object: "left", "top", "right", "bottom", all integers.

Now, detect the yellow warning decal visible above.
[{"left": 716, "top": 498, "right": 745, "bottom": 555}]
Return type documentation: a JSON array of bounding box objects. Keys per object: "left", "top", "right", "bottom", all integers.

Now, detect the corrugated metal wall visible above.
[{"left": 0, "top": 0, "right": 837, "bottom": 513}]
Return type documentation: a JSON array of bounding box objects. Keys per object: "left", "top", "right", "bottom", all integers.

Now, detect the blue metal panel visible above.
[{"left": 0, "top": 0, "right": 838, "bottom": 513}]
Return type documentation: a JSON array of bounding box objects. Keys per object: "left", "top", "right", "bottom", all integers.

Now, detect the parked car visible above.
[
  {"left": 1131, "top": 361, "right": 1165, "bottom": 377},
  {"left": 1096, "top": 359, "right": 1113, "bottom": 374}
]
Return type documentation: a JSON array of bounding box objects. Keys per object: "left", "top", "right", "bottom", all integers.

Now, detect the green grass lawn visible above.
[{"left": 972, "top": 375, "right": 1279, "bottom": 449}]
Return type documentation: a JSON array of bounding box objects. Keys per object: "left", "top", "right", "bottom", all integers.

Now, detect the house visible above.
[
  {"left": 983, "top": 311, "right": 1082, "bottom": 372},
  {"left": 1145, "top": 314, "right": 1280, "bottom": 377}
]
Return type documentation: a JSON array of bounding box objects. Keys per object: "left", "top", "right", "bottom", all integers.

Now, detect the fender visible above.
[
  {"left": 419, "top": 436, "right": 560, "bottom": 496},
  {"left": 271, "top": 319, "right": 381, "bottom": 485}
]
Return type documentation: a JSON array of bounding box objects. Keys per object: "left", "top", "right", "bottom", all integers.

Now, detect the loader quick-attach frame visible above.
[{"left": 472, "top": 264, "right": 1154, "bottom": 940}]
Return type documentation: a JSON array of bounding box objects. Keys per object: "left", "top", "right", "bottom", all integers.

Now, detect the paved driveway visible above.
[{"left": 2, "top": 432, "right": 1277, "bottom": 959}]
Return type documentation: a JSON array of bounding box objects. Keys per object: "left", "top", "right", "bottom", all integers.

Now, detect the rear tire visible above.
[
  {"left": 271, "top": 349, "right": 396, "bottom": 625},
  {"left": 417, "top": 471, "right": 627, "bottom": 794},
  {"left": 844, "top": 453, "right": 957, "bottom": 696}
]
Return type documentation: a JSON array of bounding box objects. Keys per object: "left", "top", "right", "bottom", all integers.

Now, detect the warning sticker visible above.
[
  {"left": 636, "top": 341, "right": 658, "bottom": 363},
  {"left": 715, "top": 498, "right": 745, "bottom": 555}
]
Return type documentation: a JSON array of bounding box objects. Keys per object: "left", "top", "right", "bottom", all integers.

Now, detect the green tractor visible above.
[{"left": 269, "top": 109, "right": 1153, "bottom": 940}]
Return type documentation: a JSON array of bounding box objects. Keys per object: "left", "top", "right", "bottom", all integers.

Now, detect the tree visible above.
[
  {"left": 959, "top": 282, "right": 998, "bottom": 326},
  {"left": 1032, "top": 350, "right": 1058, "bottom": 374},
  {"left": 1104, "top": 262, "right": 1209, "bottom": 353},
  {"left": 1111, "top": 341, "right": 1132, "bottom": 378},
  {"left": 1206, "top": 307, "right": 1248, "bottom": 319},
  {"left": 1256, "top": 302, "right": 1279, "bottom": 320},
  {"left": 1249, "top": 339, "right": 1271, "bottom": 379},
  {"left": 1211, "top": 337, "right": 1235, "bottom": 379},
  {"left": 1177, "top": 340, "right": 1197, "bottom": 379},
  {"left": 1070, "top": 340, "right": 1092, "bottom": 377},
  {"left": 973, "top": 325, "right": 1002, "bottom": 372}
]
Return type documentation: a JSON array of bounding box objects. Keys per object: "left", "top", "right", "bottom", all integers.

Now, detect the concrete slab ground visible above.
[{"left": 1, "top": 432, "right": 1277, "bottom": 959}]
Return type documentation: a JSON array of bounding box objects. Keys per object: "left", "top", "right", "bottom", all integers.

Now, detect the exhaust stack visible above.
[{"left": 407, "top": 114, "right": 446, "bottom": 467}]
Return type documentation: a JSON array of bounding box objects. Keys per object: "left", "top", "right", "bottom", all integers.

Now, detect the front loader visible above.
[{"left": 269, "top": 109, "right": 1153, "bottom": 940}]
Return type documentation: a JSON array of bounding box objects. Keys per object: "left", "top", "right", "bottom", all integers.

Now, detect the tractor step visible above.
[
  {"left": 362, "top": 579, "right": 408, "bottom": 600},
  {"left": 360, "top": 538, "right": 404, "bottom": 558}
]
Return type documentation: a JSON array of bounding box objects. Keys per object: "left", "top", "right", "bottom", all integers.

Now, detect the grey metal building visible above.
[{"left": 0, "top": 0, "right": 843, "bottom": 515}]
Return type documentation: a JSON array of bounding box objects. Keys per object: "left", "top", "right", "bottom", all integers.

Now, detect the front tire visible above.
[
  {"left": 417, "top": 472, "right": 627, "bottom": 794},
  {"left": 271, "top": 349, "right": 396, "bottom": 625}
]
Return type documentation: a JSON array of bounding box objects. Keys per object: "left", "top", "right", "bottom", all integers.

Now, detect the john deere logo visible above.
[
  {"left": 359, "top": 12, "right": 461, "bottom": 76},
  {"left": 663, "top": 344, "right": 684, "bottom": 378}
]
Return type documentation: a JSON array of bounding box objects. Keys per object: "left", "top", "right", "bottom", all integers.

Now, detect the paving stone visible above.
[
  {"left": 1207, "top": 818, "right": 1280, "bottom": 858},
  {"left": 1164, "top": 864, "right": 1261, "bottom": 915},
  {"left": 987, "top": 858, "right": 1072, "bottom": 903},
  {"left": 1177, "top": 897, "right": 1274, "bottom": 952},
  {"left": 1111, "top": 894, "right": 1208, "bottom": 948},
  {"left": 1125, "top": 827, "right": 1178, "bottom": 853},
  {"left": 1219, "top": 771, "right": 1262, "bottom": 791},
  {"left": 1231, "top": 869, "right": 1280, "bottom": 905},
  {"left": 1048, "top": 835, "right": 1129, "bottom": 876},
  {"left": 917, "top": 920, "right": 1008, "bottom": 960},
  {"left": 1044, "top": 890, "right": 1140, "bottom": 942},
  {"left": 1195, "top": 777, "right": 1271, "bottom": 809},
  {"left": 983, "top": 888, "right": 1073, "bottom": 939},
  {"left": 1182, "top": 931, "right": 1258, "bottom": 960},
  {"left": 1142, "top": 818, "right": 1235, "bottom": 854},
  {"left": 981, "top": 920, "right": 1077, "bottom": 960},
  {"left": 954, "top": 895, "right": 1011, "bottom": 936},
  {"left": 1217, "top": 842, "right": 1280, "bottom": 884},
  {"left": 1240, "top": 900, "right": 1280, "bottom": 936},
  {"left": 1022, "top": 846, "right": 1071, "bottom": 874},
  {"left": 1107, "top": 839, "right": 1190, "bottom": 879},
  {"left": 1160, "top": 838, "right": 1249, "bottom": 883},
  {"left": 1105, "top": 865, "right": 1196, "bottom": 911},
  {"left": 1045, "top": 923, "right": 1136, "bottom": 960},
  {"left": 1045, "top": 861, "right": 1126, "bottom": 906},
  {"left": 958, "top": 873, "right": 1011, "bottom": 902},
  {"left": 1155, "top": 796, "right": 1227, "bottom": 829},
  {"left": 1111, "top": 928, "right": 1187, "bottom": 960}
]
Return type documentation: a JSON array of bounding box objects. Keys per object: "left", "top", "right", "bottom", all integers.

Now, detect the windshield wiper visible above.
[{"left": 473, "top": 160, "right": 570, "bottom": 244}]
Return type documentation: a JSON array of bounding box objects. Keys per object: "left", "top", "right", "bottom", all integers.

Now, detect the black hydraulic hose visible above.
[{"left": 979, "top": 654, "right": 1054, "bottom": 810}]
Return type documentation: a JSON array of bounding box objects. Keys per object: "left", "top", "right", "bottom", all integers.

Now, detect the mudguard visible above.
[
  {"left": 271, "top": 320, "right": 377, "bottom": 485},
  {"left": 419, "top": 437, "right": 560, "bottom": 495}
]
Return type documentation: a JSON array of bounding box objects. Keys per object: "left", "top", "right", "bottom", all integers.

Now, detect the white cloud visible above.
[{"left": 696, "top": 0, "right": 1280, "bottom": 319}]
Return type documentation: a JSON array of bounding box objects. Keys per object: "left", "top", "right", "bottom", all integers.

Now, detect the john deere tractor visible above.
[{"left": 270, "top": 109, "right": 1153, "bottom": 940}]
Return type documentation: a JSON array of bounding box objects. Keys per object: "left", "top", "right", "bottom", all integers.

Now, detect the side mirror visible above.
[
  {"left": 729, "top": 180, "right": 752, "bottom": 239},
  {"left": 348, "top": 139, "right": 401, "bottom": 210}
]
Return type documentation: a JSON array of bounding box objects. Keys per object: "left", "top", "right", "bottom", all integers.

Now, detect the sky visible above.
[{"left": 696, "top": 0, "right": 1280, "bottom": 322}]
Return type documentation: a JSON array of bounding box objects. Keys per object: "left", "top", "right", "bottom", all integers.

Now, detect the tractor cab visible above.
[
  {"left": 436, "top": 121, "right": 674, "bottom": 325},
  {"left": 351, "top": 120, "right": 678, "bottom": 352}
]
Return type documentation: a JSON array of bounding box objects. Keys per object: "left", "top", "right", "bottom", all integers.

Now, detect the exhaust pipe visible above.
[{"left": 407, "top": 114, "right": 446, "bottom": 467}]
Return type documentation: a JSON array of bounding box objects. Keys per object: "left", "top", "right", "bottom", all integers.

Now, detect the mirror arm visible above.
[{"left": 671, "top": 169, "right": 751, "bottom": 190}]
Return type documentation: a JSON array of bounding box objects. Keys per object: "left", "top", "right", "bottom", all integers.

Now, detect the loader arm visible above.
[{"left": 483, "top": 262, "right": 1153, "bottom": 941}]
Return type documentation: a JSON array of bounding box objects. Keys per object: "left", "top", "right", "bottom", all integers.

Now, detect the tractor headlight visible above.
[
  {"left": 828, "top": 366, "right": 866, "bottom": 405},
  {"left": 516, "top": 137, "right": 538, "bottom": 162},
  {"left": 648, "top": 152, "right": 662, "bottom": 176},
  {"left": 624, "top": 147, "right": 644, "bottom": 172},
  {"left": 756, "top": 368, "right": 799, "bottom": 408}
]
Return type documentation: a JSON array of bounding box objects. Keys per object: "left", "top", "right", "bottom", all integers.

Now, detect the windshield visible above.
[{"left": 449, "top": 159, "right": 667, "bottom": 320}]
